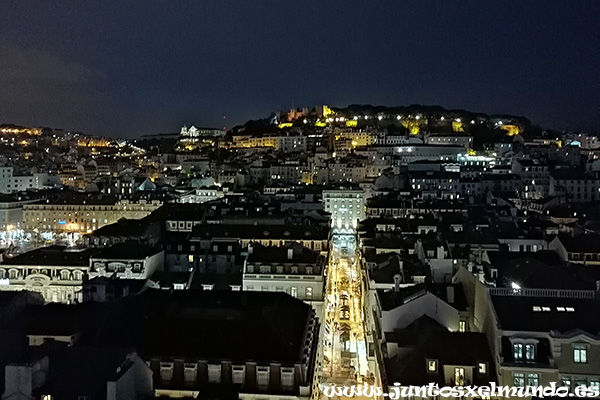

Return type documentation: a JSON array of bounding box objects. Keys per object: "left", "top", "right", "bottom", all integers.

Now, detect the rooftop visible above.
[
  {"left": 1, "top": 246, "right": 96, "bottom": 267},
  {"left": 192, "top": 223, "right": 329, "bottom": 241},
  {"left": 247, "top": 242, "right": 321, "bottom": 265},
  {"left": 385, "top": 316, "right": 495, "bottom": 386},
  {"left": 91, "top": 242, "right": 162, "bottom": 260},
  {"left": 80, "top": 290, "right": 313, "bottom": 364},
  {"left": 491, "top": 295, "right": 600, "bottom": 335}
]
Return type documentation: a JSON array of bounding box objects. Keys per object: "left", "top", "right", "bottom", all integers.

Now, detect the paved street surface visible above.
[{"left": 315, "top": 234, "right": 371, "bottom": 400}]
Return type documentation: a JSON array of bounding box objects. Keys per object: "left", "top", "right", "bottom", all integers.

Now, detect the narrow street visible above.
[{"left": 316, "top": 234, "right": 371, "bottom": 399}]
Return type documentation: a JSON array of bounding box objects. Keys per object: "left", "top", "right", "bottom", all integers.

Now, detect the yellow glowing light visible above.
[
  {"left": 401, "top": 119, "right": 421, "bottom": 135},
  {"left": 345, "top": 120, "right": 358, "bottom": 128},
  {"left": 321, "top": 105, "right": 334, "bottom": 118},
  {"left": 452, "top": 121, "right": 465, "bottom": 132},
  {"left": 278, "top": 122, "right": 293, "bottom": 128},
  {"left": 500, "top": 124, "right": 519, "bottom": 136}
]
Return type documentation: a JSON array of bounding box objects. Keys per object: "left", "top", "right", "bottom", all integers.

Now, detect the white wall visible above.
[
  {"left": 381, "top": 292, "right": 460, "bottom": 333},
  {"left": 243, "top": 275, "right": 324, "bottom": 302}
]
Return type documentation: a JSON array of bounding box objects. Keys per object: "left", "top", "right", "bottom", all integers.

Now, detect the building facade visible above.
[{"left": 323, "top": 188, "right": 366, "bottom": 233}]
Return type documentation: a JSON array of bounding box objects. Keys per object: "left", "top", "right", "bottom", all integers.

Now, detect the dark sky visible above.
[{"left": 1, "top": 1, "right": 599, "bottom": 138}]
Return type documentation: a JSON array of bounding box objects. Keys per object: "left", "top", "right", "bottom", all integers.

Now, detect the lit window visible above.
[
  {"left": 160, "top": 362, "right": 174, "bottom": 383},
  {"left": 305, "top": 287, "right": 313, "bottom": 299},
  {"left": 513, "top": 343, "right": 523, "bottom": 361},
  {"left": 454, "top": 368, "right": 465, "bottom": 385},
  {"left": 232, "top": 365, "right": 245, "bottom": 385},
  {"left": 427, "top": 359, "right": 437, "bottom": 373},
  {"left": 256, "top": 366, "right": 270, "bottom": 390},
  {"left": 574, "top": 344, "right": 588, "bottom": 364},
  {"left": 478, "top": 362, "right": 487, "bottom": 374},
  {"left": 527, "top": 374, "right": 539, "bottom": 387},
  {"left": 459, "top": 320, "right": 466, "bottom": 332},
  {"left": 281, "top": 367, "right": 294, "bottom": 390},
  {"left": 183, "top": 363, "right": 197, "bottom": 386},
  {"left": 525, "top": 344, "right": 535, "bottom": 361},
  {"left": 514, "top": 373, "right": 525, "bottom": 387}
]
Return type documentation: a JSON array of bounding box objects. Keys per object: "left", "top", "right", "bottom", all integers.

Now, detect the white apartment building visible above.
[
  {"left": 278, "top": 134, "right": 307, "bottom": 153},
  {"left": 242, "top": 242, "right": 326, "bottom": 304},
  {"left": 550, "top": 170, "right": 600, "bottom": 202},
  {"left": 512, "top": 159, "right": 550, "bottom": 199},
  {"left": 323, "top": 188, "right": 365, "bottom": 233},
  {"left": 0, "top": 167, "right": 62, "bottom": 194},
  {"left": 269, "top": 162, "right": 302, "bottom": 184}
]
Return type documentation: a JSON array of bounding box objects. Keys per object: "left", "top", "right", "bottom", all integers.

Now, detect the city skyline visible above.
[
  {"left": 1, "top": 1, "right": 599, "bottom": 137},
  {"left": 2, "top": 2, "right": 600, "bottom": 399}
]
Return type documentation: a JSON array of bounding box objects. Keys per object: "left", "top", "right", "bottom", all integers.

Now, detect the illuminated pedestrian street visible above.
[{"left": 316, "top": 234, "right": 371, "bottom": 399}]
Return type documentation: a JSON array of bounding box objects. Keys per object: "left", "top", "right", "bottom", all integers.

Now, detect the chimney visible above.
[
  {"left": 393, "top": 274, "right": 402, "bottom": 293},
  {"left": 446, "top": 286, "right": 455, "bottom": 304},
  {"left": 287, "top": 249, "right": 293, "bottom": 260},
  {"left": 437, "top": 246, "right": 444, "bottom": 259}
]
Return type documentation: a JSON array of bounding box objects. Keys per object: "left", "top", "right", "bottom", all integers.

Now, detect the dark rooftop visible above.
[
  {"left": 385, "top": 316, "right": 495, "bottom": 386},
  {"left": 491, "top": 295, "right": 600, "bottom": 335},
  {"left": 1, "top": 246, "right": 96, "bottom": 267},
  {"left": 91, "top": 242, "right": 162, "bottom": 260},
  {"left": 378, "top": 282, "right": 468, "bottom": 312},
  {"left": 192, "top": 223, "right": 328, "bottom": 241},
  {"left": 247, "top": 242, "right": 321, "bottom": 265},
  {"left": 80, "top": 289, "right": 313, "bottom": 364}
]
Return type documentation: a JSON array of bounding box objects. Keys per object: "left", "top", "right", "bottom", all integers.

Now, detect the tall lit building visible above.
[{"left": 322, "top": 188, "right": 365, "bottom": 233}]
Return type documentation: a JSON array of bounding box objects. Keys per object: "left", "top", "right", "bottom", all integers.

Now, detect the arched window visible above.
[
  {"left": 259, "top": 265, "right": 271, "bottom": 274},
  {"left": 60, "top": 270, "right": 71, "bottom": 280}
]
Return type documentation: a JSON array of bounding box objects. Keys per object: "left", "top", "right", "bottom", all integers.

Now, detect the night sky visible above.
[{"left": 1, "top": 1, "right": 599, "bottom": 138}]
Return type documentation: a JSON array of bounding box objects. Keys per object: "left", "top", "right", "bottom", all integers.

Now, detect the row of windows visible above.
[
  {"left": 159, "top": 363, "right": 294, "bottom": 388},
  {"left": 513, "top": 343, "right": 536, "bottom": 362},
  {"left": 513, "top": 372, "right": 539, "bottom": 387},
  {"left": 569, "top": 253, "right": 600, "bottom": 261},
  {"left": 513, "top": 342, "right": 589, "bottom": 364},
  {"left": 245, "top": 285, "right": 313, "bottom": 299},
  {"left": 247, "top": 265, "right": 313, "bottom": 274},
  {"left": 0, "top": 269, "right": 84, "bottom": 280},
  {"left": 561, "top": 376, "right": 600, "bottom": 390}
]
